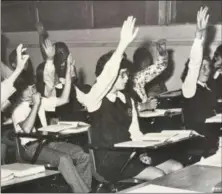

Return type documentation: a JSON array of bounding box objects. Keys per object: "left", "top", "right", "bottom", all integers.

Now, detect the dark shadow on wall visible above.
[{"left": 204, "top": 25, "right": 217, "bottom": 57}]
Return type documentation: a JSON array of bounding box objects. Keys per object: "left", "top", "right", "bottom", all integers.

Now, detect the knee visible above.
[
  {"left": 171, "top": 162, "right": 183, "bottom": 173},
  {"left": 59, "top": 155, "right": 73, "bottom": 166}
]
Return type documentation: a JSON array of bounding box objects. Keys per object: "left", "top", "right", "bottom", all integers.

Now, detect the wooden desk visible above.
[
  {"left": 1, "top": 170, "right": 59, "bottom": 189},
  {"left": 121, "top": 165, "right": 221, "bottom": 193},
  {"left": 205, "top": 114, "right": 222, "bottom": 123}
]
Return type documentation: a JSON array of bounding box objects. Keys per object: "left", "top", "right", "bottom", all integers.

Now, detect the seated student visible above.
[
  {"left": 1, "top": 44, "right": 29, "bottom": 164},
  {"left": 133, "top": 45, "right": 168, "bottom": 99},
  {"left": 181, "top": 7, "right": 218, "bottom": 154},
  {"left": 11, "top": 53, "right": 92, "bottom": 193},
  {"left": 36, "top": 24, "right": 90, "bottom": 121},
  {"left": 208, "top": 44, "right": 222, "bottom": 100},
  {"left": 75, "top": 16, "right": 183, "bottom": 182}
]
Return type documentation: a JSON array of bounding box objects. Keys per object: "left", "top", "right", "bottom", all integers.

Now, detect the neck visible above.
[{"left": 109, "top": 87, "right": 118, "bottom": 95}]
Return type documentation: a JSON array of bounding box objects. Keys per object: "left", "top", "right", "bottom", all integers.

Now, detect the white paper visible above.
[
  {"left": 127, "top": 184, "right": 200, "bottom": 193},
  {"left": 114, "top": 141, "right": 160, "bottom": 148},
  {"left": 205, "top": 114, "right": 222, "bottom": 123},
  {"left": 139, "top": 108, "right": 182, "bottom": 118}
]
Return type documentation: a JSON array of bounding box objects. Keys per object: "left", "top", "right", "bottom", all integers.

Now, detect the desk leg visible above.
[
  {"left": 31, "top": 139, "right": 48, "bottom": 164},
  {"left": 120, "top": 151, "right": 137, "bottom": 174}
]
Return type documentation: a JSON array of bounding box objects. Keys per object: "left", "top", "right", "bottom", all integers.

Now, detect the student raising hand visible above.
[
  {"left": 16, "top": 44, "right": 29, "bottom": 71},
  {"left": 196, "top": 6, "right": 209, "bottom": 39},
  {"left": 42, "top": 39, "right": 55, "bottom": 61}
]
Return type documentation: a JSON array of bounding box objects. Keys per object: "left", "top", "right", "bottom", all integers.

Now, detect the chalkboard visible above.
[
  {"left": 1, "top": 1, "right": 36, "bottom": 32},
  {"left": 175, "top": 1, "right": 222, "bottom": 24},
  {"left": 37, "top": 1, "right": 92, "bottom": 30},
  {"left": 93, "top": 1, "right": 146, "bottom": 28}
]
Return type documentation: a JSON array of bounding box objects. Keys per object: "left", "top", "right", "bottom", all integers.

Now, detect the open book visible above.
[
  {"left": 142, "top": 130, "right": 202, "bottom": 143},
  {"left": 1, "top": 163, "right": 46, "bottom": 181},
  {"left": 38, "top": 121, "right": 90, "bottom": 133}
]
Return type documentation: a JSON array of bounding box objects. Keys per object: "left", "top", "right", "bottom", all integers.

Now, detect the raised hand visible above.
[
  {"left": 42, "top": 39, "right": 55, "bottom": 60},
  {"left": 66, "top": 53, "right": 76, "bottom": 78},
  {"left": 120, "top": 16, "right": 139, "bottom": 47},
  {"left": 156, "top": 39, "right": 167, "bottom": 56},
  {"left": 197, "top": 6, "right": 209, "bottom": 32},
  {"left": 16, "top": 44, "right": 29, "bottom": 71}
]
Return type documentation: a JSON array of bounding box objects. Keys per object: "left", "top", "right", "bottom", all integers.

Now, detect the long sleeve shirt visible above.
[
  {"left": 132, "top": 53, "right": 168, "bottom": 103},
  {"left": 182, "top": 37, "right": 204, "bottom": 98}
]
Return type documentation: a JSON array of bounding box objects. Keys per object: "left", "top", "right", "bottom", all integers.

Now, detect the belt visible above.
[{"left": 23, "top": 140, "right": 39, "bottom": 149}]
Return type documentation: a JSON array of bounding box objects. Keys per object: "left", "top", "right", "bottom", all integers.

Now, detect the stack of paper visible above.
[
  {"left": 1, "top": 169, "right": 14, "bottom": 182},
  {"left": 114, "top": 141, "right": 160, "bottom": 148},
  {"left": 1, "top": 163, "right": 46, "bottom": 179}
]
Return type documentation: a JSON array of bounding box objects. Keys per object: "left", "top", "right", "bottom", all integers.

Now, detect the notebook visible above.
[
  {"left": 38, "top": 122, "right": 89, "bottom": 133},
  {"left": 1, "top": 163, "right": 46, "bottom": 178},
  {"left": 114, "top": 141, "right": 161, "bottom": 148},
  {"left": 1, "top": 169, "right": 14, "bottom": 182}
]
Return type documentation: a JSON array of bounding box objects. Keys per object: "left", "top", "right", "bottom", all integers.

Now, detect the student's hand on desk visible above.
[{"left": 120, "top": 16, "right": 139, "bottom": 48}]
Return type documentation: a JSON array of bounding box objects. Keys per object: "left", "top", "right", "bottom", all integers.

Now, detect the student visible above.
[
  {"left": 181, "top": 7, "right": 218, "bottom": 154},
  {"left": 133, "top": 46, "right": 168, "bottom": 99},
  {"left": 1, "top": 44, "right": 29, "bottom": 164},
  {"left": 11, "top": 53, "right": 92, "bottom": 193},
  {"left": 36, "top": 25, "right": 90, "bottom": 121},
  {"left": 208, "top": 44, "right": 222, "bottom": 100},
  {"left": 75, "top": 16, "right": 183, "bottom": 182}
]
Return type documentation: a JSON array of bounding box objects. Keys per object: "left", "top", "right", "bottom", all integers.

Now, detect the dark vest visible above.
[
  {"left": 183, "top": 84, "right": 217, "bottom": 134},
  {"left": 90, "top": 94, "right": 135, "bottom": 181}
]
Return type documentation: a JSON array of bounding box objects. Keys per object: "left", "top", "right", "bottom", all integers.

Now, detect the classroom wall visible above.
[{"left": 4, "top": 24, "right": 222, "bottom": 90}]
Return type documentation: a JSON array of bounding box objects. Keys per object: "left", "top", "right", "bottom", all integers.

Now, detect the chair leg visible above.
[{"left": 31, "top": 139, "right": 48, "bottom": 164}]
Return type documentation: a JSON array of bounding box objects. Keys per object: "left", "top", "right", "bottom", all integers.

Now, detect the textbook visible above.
[{"left": 1, "top": 163, "right": 46, "bottom": 180}]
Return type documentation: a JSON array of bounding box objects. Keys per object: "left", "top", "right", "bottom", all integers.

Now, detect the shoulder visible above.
[{"left": 12, "top": 102, "right": 30, "bottom": 123}]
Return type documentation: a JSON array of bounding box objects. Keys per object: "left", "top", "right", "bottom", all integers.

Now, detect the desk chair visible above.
[{"left": 87, "top": 127, "right": 144, "bottom": 193}]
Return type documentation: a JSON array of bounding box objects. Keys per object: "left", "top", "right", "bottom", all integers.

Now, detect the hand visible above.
[
  {"left": 147, "top": 97, "right": 158, "bottom": 110},
  {"left": 66, "top": 53, "right": 76, "bottom": 77},
  {"left": 120, "top": 16, "right": 139, "bottom": 47},
  {"left": 42, "top": 39, "right": 55, "bottom": 60},
  {"left": 196, "top": 6, "right": 209, "bottom": 33},
  {"left": 32, "top": 92, "right": 41, "bottom": 106},
  {"left": 156, "top": 39, "right": 167, "bottom": 56},
  {"left": 139, "top": 153, "right": 152, "bottom": 165},
  {"left": 16, "top": 44, "right": 29, "bottom": 71}
]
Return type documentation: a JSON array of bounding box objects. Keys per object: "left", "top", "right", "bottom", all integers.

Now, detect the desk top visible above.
[
  {"left": 1, "top": 170, "right": 59, "bottom": 188},
  {"left": 121, "top": 165, "right": 221, "bottom": 193},
  {"left": 205, "top": 113, "right": 222, "bottom": 123},
  {"left": 139, "top": 108, "right": 182, "bottom": 118}
]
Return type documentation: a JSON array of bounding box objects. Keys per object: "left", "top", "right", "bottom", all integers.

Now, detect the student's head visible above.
[
  {"left": 54, "top": 42, "right": 70, "bottom": 77},
  {"left": 20, "top": 84, "right": 37, "bottom": 103},
  {"left": 212, "top": 44, "right": 222, "bottom": 69},
  {"left": 95, "top": 50, "right": 131, "bottom": 91},
  {"left": 181, "top": 56, "right": 212, "bottom": 83},
  {"left": 133, "top": 47, "right": 153, "bottom": 71}
]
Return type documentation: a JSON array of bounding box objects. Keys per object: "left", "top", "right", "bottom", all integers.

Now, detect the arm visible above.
[
  {"left": 133, "top": 49, "right": 168, "bottom": 103},
  {"left": 55, "top": 54, "right": 73, "bottom": 106},
  {"left": 182, "top": 7, "right": 209, "bottom": 98},
  {"left": 19, "top": 93, "right": 41, "bottom": 133},
  {"left": 76, "top": 16, "right": 139, "bottom": 112},
  {"left": 129, "top": 99, "right": 144, "bottom": 141},
  {"left": 1, "top": 44, "right": 29, "bottom": 105}
]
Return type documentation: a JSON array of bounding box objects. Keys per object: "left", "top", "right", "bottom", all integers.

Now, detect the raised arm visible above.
[
  {"left": 75, "top": 16, "right": 139, "bottom": 112},
  {"left": 182, "top": 6, "right": 209, "bottom": 98},
  {"left": 1, "top": 44, "right": 29, "bottom": 106},
  {"left": 55, "top": 53, "right": 73, "bottom": 106},
  {"left": 133, "top": 39, "right": 168, "bottom": 103}
]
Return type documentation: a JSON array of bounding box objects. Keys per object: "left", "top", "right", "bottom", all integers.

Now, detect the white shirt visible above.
[
  {"left": 12, "top": 97, "right": 57, "bottom": 146},
  {"left": 214, "top": 70, "right": 222, "bottom": 79},
  {"left": 182, "top": 37, "right": 204, "bottom": 98}
]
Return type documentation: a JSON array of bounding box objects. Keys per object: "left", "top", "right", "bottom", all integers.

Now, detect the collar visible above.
[
  {"left": 197, "top": 80, "right": 211, "bottom": 91},
  {"left": 106, "top": 91, "right": 126, "bottom": 103}
]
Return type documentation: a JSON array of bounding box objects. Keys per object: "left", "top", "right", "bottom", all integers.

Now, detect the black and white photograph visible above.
[{"left": 1, "top": 0, "right": 222, "bottom": 193}]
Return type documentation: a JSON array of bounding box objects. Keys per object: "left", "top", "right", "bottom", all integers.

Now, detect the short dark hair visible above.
[
  {"left": 133, "top": 47, "right": 153, "bottom": 67},
  {"left": 213, "top": 44, "right": 222, "bottom": 63},
  {"left": 54, "top": 42, "right": 70, "bottom": 77},
  {"left": 95, "top": 50, "right": 129, "bottom": 77},
  {"left": 181, "top": 56, "right": 212, "bottom": 82}
]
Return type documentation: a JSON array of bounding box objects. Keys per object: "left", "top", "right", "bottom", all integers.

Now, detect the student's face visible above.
[
  {"left": 114, "top": 69, "right": 129, "bottom": 91},
  {"left": 214, "top": 55, "right": 222, "bottom": 70},
  {"left": 198, "top": 59, "right": 211, "bottom": 83},
  {"left": 21, "top": 85, "right": 37, "bottom": 103}
]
